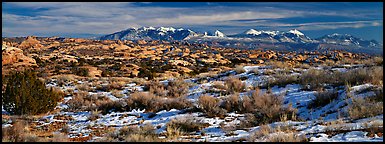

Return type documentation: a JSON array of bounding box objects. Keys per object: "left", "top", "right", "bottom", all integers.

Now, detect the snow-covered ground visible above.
[{"left": 2, "top": 64, "right": 383, "bottom": 142}]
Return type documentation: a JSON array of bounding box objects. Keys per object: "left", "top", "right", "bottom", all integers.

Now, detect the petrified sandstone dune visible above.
[{"left": 2, "top": 44, "right": 37, "bottom": 67}]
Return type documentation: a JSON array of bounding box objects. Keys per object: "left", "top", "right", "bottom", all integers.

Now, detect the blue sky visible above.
[{"left": 2, "top": 2, "right": 383, "bottom": 42}]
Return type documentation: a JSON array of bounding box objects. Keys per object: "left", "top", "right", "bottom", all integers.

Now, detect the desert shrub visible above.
[
  {"left": 125, "top": 92, "right": 192, "bottom": 113},
  {"left": 323, "top": 59, "right": 336, "bottom": 67},
  {"left": 95, "top": 81, "right": 125, "bottom": 92},
  {"left": 238, "top": 113, "right": 260, "bottom": 129},
  {"left": 166, "top": 78, "right": 189, "bottom": 98},
  {"left": 343, "top": 68, "right": 372, "bottom": 86},
  {"left": 72, "top": 67, "right": 89, "bottom": 77},
  {"left": 166, "top": 117, "right": 210, "bottom": 133},
  {"left": 2, "top": 120, "right": 47, "bottom": 142},
  {"left": 220, "top": 93, "right": 241, "bottom": 112},
  {"left": 162, "top": 98, "right": 193, "bottom": 111},
  {"left": 348, "top": 95, "right": 383, "bottom": 120},
  {"left": 225, "top": 77, "right": 245, "bottom": 93},
  {"left": 96, "top": 99, "right": 127, "bottom": 114},
  {"left": 212, "top": 81, "right": 227, "bottom": 90},
  {"left": 372, "top": 88, "right": 383, "bottom": 102},
  {"left": 111, "top": 90, "right": 124, "bottom": 98},
  {"left": 300, "top": 68, "right": 329, "bottom": 90},
  {"left": 234, "top": 65, "right": 246, "bottom": 74},
  {"left": 369, "top": 66, "right": 383, "bottom": 86},
  {"left": 66, "top": 91, "right": 118, "bottom": 113},
  {"left": 108, "top": 81, "right": 126, "bottom": 91},
  {"left": 125, "top": 92, "right": 157, "bottom": 112},
  {"left": 65, "top": 91, "right": 92, "bottom": 111},
  {"left": 2, "top": 120, "right": 26, "bottom": 142},
  {"left": 56, "top": 75, "right": 76, "bottom": 87},
  {"left": 197, "top": 95, "right": 227, "bottom": 118},
  {"left": 248, "top": 124, "right": 272, "bottom": 141},
  {"left": 308, "top": 90, "right": 339, "bottom": 109},
  {"left": 239, "top": 89, "right": 297, "bottom": 125},
  {"left": 149, "top": 80, "right": 167, "bottom": 97},
  {"left": 266, "top": 61, "right": 292, "bottom": 69},
  {"left": 266, "top": 74, "right": 299, "bottom": 88},
  {"left": 2, "top": 70, "right": 64, "bottom": 115},
  {"left": 329, "top": 67, "right": 381, "bottom": 87}
]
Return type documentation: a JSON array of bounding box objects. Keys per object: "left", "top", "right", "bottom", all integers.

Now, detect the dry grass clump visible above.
[
  {"left": 47, "top": 133, "right": 70, "bottom": 142},
  {"left": 166, "top": 117, "right": 210, "bottom": 133},
  {"left": 76, "top": 83, "right": 91, "bottom": 91},
  {"left": 164, "top": 125, "right": 184, "bottom": 140},
  {"left": 308, "top": 89, "right": 339, "bottom": 109},
  {"left": 166, "top": 78, "right": 189, "bottom": 98},
  {"left": 197, "top": 95, "right": 227, "bottom": 118},
  {"left": 249, "top": 124, "right": 307, "bottom": 142},
  {"left": 265, "top": 132, "right": 307, "bottom": 142},
  {"left": 88, "top": 110, "right": 101, "bottom": 121},
  {"left": 100, "top": 124, "right": 163, "bottom": 142},
  {"left": 234, "top": 65, "right": 246, "bottom": 74},
  {"left": 224, "top": 77, "right": 245, "bottom": 93}
]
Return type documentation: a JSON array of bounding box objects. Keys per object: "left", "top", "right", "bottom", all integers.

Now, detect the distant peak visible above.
[
  {"left": 214, "top": 30, "right": 225, "bottom": 37},
  {"left": 287, "top": 29, "right": 304, "bottom": 36},
  {"left": 157, "top": 27, "right": 176, "bottom": 32},
  {"left": 245, "top": 29, "right": 262, "bottom": 35}
]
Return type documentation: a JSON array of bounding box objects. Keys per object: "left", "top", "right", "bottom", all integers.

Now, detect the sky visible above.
[{"left": 2, "top": 2, "right": 383, "bottom": 42}]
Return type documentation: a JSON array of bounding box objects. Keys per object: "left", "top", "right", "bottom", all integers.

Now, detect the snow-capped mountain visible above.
[
  {"left": 316, "top": 33, "right": 381, "bottom": 48},
  {"left": 214, "top": 30, "right": 226, "bottom": 37},
  {"left": 278, "top": 29, "right": 313, "bottom": 43},
  {"left": 98, "top": 27, "right": 382, "bottom": 54},
  {"left": 98, "top": 26, "right": 198, "bottom": 41},
  {"left": 243, "top": 29, "right": 278, "bottom": 37}
]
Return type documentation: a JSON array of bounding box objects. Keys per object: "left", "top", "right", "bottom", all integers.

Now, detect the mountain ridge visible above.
[{"left": 97, "top": 26, "right": 382, "bottom": 48}]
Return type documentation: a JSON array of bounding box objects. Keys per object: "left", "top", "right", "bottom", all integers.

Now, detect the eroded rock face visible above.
[
  {"left": 2, "top": 45, "right": 37, "bottom": 67},
  {"left": 17, "top": 36, "right": 44, "bottom": 50}
]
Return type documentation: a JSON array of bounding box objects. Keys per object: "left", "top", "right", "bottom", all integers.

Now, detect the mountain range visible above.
[{"left": 97, "top": 27, "right": 383, "bottom": 55}]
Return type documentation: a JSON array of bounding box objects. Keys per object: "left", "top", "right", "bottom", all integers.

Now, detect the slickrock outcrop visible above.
[
  {"left": 2, "top": 45, "right": 37, "bottom": 67},
  {"left": 18, "top": 36, "right": 44, "bottom": 50}
]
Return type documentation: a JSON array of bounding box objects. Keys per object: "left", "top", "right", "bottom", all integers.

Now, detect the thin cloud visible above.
[{"left": 2, "top": 2, "right": 383, "bottom": 38}]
